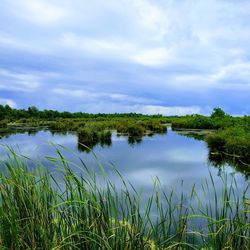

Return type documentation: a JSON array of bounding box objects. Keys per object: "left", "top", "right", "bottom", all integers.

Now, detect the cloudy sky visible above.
[{"left": 0, "top": 0, "right": 250, "bottom": 115}]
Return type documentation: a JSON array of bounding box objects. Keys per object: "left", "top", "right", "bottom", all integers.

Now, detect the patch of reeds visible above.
[
  {"left": 0, "top": 147, "right": 249, "bottom": 249},
  {"left": 78, "top": 128, "right": 112, "bottom": 148}
]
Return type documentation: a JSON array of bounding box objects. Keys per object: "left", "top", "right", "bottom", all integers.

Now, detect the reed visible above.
[{"left": 0, "top": 147, "right": 249, "bottom": 249}]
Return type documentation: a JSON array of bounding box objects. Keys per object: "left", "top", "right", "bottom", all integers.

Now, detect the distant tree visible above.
[
  {"left": 0, "top": 105, "right": 5, "bottom": 119},
  {"left": 28, "top": 106, "right": 39, "bottom": 117},
  {"left": 211, "top": 107, "right": 226, "bottom": 118},
  {"left": 5, "top": 104, "right": 12, "bottom": 112},
  {"left": 4, "top": 105, "right": 13, "bottom": 118}
]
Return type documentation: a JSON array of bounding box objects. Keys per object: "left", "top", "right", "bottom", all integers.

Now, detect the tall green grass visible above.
[{"left": 0, "top": 147, "right": 249, "bottom": 249}]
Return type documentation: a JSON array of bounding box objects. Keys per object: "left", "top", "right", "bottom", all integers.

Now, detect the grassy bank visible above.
[
  {"left": 0, "top": 149, "right": 249, "bottom": 249},
  {"left": 203, "top": 128, "right": 250, "bottom": 169},
  {"left": 172, "top": 108, "right": 250, "bottom": 168}
]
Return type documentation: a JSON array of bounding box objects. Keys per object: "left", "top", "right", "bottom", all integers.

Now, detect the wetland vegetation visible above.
[
  {"left": 0, "top": 105, "right": 250, "bottom": 249},
  {"left": 1, "top": 105, "right": 250, "bottom": 169},
  {"left": 0, "top": 149, "right": 249, "bottom": 249},
  {"left": 172, "top": 108, "right": 250, "bottom": 170}
]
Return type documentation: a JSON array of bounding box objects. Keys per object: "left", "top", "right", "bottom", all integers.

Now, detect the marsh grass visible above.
[
  {"left": 0, "top": 146, "right": 249, "bottom": 249},
  {"left": 78, "top": 129, "right": 112, "bottom": 147}
]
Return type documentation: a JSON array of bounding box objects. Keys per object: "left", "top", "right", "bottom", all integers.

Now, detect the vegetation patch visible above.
[
  {"left": 78, "top": 128, "right": 112, "bottom": 150},
  {"left": 0, "top": 119, "right": 8, "bottom": 128},
  {"left": 206, "top": 126, "right": 250, "bottom": 167},
  {"left": 0, "top": 149, "right": 249, "bottom": 249},
  {"left": 173, "top": 108, "right": 250, "bottom": 169}
]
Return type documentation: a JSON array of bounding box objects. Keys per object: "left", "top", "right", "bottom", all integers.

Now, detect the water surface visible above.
[{"left": 0, "top": 128, "right": 248, "bottom": 200}]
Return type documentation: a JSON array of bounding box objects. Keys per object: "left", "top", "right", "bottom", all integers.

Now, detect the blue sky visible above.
[{"left": 0, "top": 0, "right": 250, "bottom": 115}]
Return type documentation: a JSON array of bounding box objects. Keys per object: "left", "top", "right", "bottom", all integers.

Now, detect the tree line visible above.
[{"left": 0, "top": 105, "right": 164, "bottom": 120}]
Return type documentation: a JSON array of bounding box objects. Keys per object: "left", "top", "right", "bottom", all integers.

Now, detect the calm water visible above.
[{"left": 0, "top": 127, "right": 248, "bottom": 200}]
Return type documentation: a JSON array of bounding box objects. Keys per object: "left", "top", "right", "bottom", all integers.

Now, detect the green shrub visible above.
[
  {"left": 78, "top": 128, "right": 96, "bottom": 145},
  {"left": 78, "top": 129, "right": 112, "bottom": 148},
  {"left": 127, "top": 124, "right": 145, "bottom": 137},
  {"left": 0, "top": 119, "right": 8, "bottom": 128},
  {"left": 206, "top": 133, "right": 226, "bottom": 152},
  {"left": 206, "top": 126, "right": 250, "bottom": 164}
]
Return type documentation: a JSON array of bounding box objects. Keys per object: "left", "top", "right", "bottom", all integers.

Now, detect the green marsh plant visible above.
[{"left": 0, "top": 147, "right": 249, "bottom": 249}]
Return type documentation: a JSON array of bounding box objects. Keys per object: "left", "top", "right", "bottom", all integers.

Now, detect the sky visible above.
[{"left": 0, "top": 0, "right": 250, "bottom": 116}]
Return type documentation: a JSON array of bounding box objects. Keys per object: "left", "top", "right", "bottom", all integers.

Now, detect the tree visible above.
[
  {"left": 211, "top": 107, "right": 226, "bottom": 118},
  {"left": 0, "top": 105, "right": 5, "bottom": 119},
  {"left": 3, "top": 105, "right": 13, "bottom": 118},
  {"left": 28, "top": 106, "right": 39, "bottom": 117}
]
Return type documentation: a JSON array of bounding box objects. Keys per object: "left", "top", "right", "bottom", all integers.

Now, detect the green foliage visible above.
[
  {"left": 172, "top": 114, "right": 237, "bottom": 130},
  {"left": 211, "top": 107, "right": 226, "bottom": 118},
  {"left": 116, "top": 122, "right": 146, "bottom": 136},
  {"left": 0, "top": 149, "right": 249, "bottom": 249},
  {"left": 172, "top": 109, "right": 250, "bottom": 169},
  {"left": 0, "top": 119, "right": 8, "bottom": 128},
  {"left": 206, "top": 132, "right": 226, "bottom": 152},
  {"left": 172, "top": 115, "right": 215, "bottom": 129},
  {"left": 144, "top": 120, "right": 167, "bottom": 133},
  {"left": 0, "top": 106, "right": 168, "bottom": 151},
  {"left": 99, "top": 130, "right": 112, "bottom": 145},
  {"left": 127, "top": 124, "right": 145, "bottom": 136},
  {"left": 78, "top": 128, "right": 112, "bottom": 150},
  {"left": 49, "top": 118, "right": 167, "bottom": 150},
  {"left": 28, "top": 106, "right": 39, "bottom": 117},
  {"left": 0, "top": 105, "right": 170, "bottom": 121},
  {"left": 206, "top": 126, "right": 250, "bottom": 165},
  {"left": 50, "top": 119, "right": 85, "bottom": 131},
  {"left": 116, "top": 120, "right": 166, "bottom": 135}
]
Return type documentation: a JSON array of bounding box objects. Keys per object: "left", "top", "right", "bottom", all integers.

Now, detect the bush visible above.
[
  {"left": 206, "top": 133, "right": 226, "bottom": 152},
  {"left": 206, "top": 126, "right": 250, "bottom": 164},
  {"left": 78, "top": 129, "right": 112, "bottom": 148},
  {"left": 127, "top": 124, "right": 145, "bottom": 137},
  {"left": 0, "top": 119, "right": 8, "bottom": 128},
  {"left": 78, "top": 128, "right": 96, "bottom": 145}
]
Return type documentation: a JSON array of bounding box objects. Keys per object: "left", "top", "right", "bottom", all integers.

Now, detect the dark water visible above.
[{"left": 0, "top": 127, "right": 248, "bottom": 198}]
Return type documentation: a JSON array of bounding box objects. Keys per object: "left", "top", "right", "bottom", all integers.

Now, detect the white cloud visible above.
[
  {"left": 52, "top": 88, "right": 92, "bottom": 99},
  {"left": 50, "top": 89, "right": 204, "bottom": 115},
  {"left": 52, "top": 88, "right": 159, "bottom": 105},
  {"left": 61, "top": 33, "right": 173, "bottom": 66},
  {"left": 129, "top": 0, "right": 169, "bottom": 39},
  {"left": 89, "top": 103, "right": 204, "bottom": 115},
  {"left": 0, "top": 98, "right": 16, "bottom": 108},
  {"left": 11, "top": 0, "right": 66, "bottom": 25},
  {"left": 131, "top": 47, "right": 172, "bottom": 66},
  {"left": 0, "top": 0, "right": 250, "bottom": 112},
  {"left": 137, "top": 105, "right": 202, "bottom": 116},
  {"left": 0, "top": 69, "right": 59, "bottom": 92},
  {"left": 0, "top": 31, "right": 52, "bottom": 55},
  {"left": 0, "top": 32, "right": 26, "bottom": 48},
  {"left": 212, "top": 62, "right": 250, "bottom": 82},
  {"left": 61, "top": 33, "right": 134, "bottom": 57}
]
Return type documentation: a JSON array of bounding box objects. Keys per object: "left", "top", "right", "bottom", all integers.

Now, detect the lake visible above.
[{"left": 0, "top": 126, "right": 248, "bottom": 203}]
